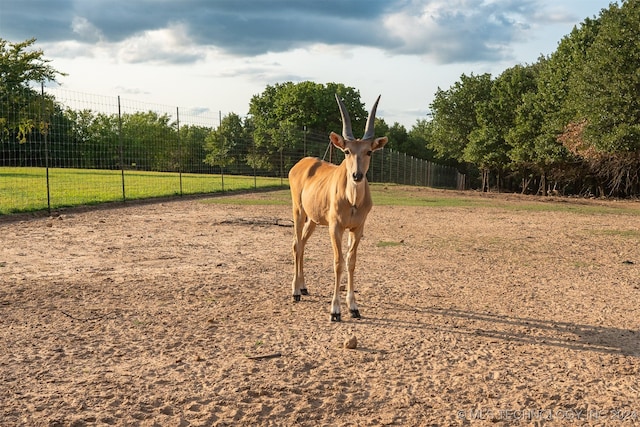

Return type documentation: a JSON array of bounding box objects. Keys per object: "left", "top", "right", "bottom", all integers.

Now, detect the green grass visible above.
[
  {"left": 592, "top": 229, "right": 640, "bottom": 238},
  {"left": 3, "top": 167, "right": 639, "bottom": 216},
  {"left": 0, "top": 167, "right": 286, "bottom": 215},
  {"left": 372, "top": 184, "right": 491, "bottom": 208},
  {"left": 213, "top": 183, "right": 639, "bottom": 216},
  {"left": 376, "top": 240, "right": 404, "bottom": 247},
  {"left": 202, "top": 188, "right": 293, "bottom": 206},
  {"left": 370, "top": 184, "right": 640, "bottom": 215}
]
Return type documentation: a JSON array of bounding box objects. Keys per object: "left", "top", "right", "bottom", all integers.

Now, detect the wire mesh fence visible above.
[{"left": 1, "top": 85, "right": 465, "bottom": 215}]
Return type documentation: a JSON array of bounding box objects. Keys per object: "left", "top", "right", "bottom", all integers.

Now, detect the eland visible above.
[{"left": 288, "top": 94, "right": 388, "bottom": 321}]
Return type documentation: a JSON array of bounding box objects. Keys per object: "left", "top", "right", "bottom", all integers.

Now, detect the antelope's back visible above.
[{"left": 289, "top": 157, "right": 339, "bottom": 190}]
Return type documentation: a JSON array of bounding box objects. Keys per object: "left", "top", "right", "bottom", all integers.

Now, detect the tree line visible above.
[
  {"left": 422, "top": 0, "right": 639, "bottom": 196},
  {"left": 0, "top": 80, "right": 401, "bottom": 177},
  {"left": 2, "top": 0, "right": 639, "bottom": 196}
]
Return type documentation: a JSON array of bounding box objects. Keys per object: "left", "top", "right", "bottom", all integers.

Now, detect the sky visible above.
[{"left": 1, "top": 0, "right": 613, "bottom": 129}]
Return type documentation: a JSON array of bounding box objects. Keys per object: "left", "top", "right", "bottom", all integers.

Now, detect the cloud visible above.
[
  {"left": 1, "top": 0, "right": 76, "bottom": 41},
  {"left": 41, "top": 40, "right": 98, "bottom": 59},
  {"left": 4, "top": 0, "right": 553, "bottom": 64},
  {"left": 114, "top": 85, "right": 150, "bottom": 96},
  {"left": 115, "top": 23, "right": 204, "bottom": 64},
  {"left": 181, "top": 2, "right": 391, "bottom": 55},
  {"left": 58, "top": 0, "right": 391, "bottom": 55},
  {"left": 186, "top": 106, "right": 213, "bottom": 116},
  {"left": 206, "top": 57, "right": 310, "bottom": 85},
  {"left": 71, "top": 16, "right": 104, "bottom": 43},
  {"left": 382, "top": 0, "right": 539, "bottom": 63}
]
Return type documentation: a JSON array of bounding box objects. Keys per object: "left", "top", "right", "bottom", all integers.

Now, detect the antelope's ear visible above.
[
  {"left": 329, "top": 131, "right": 346, "bottom": 150},
  {"left": 372, "top": 136, "right": 388, "bottom": 151}
]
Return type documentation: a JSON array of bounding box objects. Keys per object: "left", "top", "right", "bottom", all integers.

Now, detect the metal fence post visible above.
[
  {"left": 117, "top": 95, "right": 125, "bottom": 202},
  {"left": 403, "top": 153, "right": 407, "bottom": 185},
  {"left": 380, "top": 148, "right": 384, "bottom": 183},
  {"left": 40, "top": 82, "right": 51, "bottom": 214},
  {"left": 176, "top": 106, "right": 183, "bottom": 196}
]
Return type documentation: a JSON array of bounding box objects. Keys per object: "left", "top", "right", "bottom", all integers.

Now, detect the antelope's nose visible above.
[{"left": 352, "top": 172, "right": 364, "bottom": 182}]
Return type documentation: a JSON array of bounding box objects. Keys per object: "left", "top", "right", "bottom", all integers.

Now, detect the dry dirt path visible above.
[{"left": 1, "top": 188, "right": 639, "bottom": 426}]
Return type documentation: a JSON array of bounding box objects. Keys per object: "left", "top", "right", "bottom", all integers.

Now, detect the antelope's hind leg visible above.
[
  {"left": 298, "top": 218, "right": 315, "bottom": 297},
  {"left": 291, "top": 209, "right": 315, "bottom": 301}
]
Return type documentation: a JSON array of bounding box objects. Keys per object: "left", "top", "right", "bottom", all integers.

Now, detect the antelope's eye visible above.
[
  {"left": 344, "top": 149, "right": 351, "bottom": 156},
  {"left": 367, "top": 150, "right": 373, "bottom": 156}
]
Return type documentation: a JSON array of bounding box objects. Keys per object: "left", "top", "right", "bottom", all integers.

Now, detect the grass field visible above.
[
  {"left": 0, "top": 167, "right": 287, "bottom": 215},
  {"left": 208, "top": 183, "right": 640, "bottom": 216},
  {"left": 3, "top": 167, "right": 639, "bottom": 217}
]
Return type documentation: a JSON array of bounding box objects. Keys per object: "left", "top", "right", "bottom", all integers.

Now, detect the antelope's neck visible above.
[{"left": 346, "top": 180, "right": 366, "bottom": 208}]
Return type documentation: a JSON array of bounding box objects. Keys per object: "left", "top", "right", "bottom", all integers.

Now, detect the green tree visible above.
[
  {"left": 179, "top": 124, "right": 211, "bottom": 173},
  {"left": 62, "top": 109, "right": 101, "bottom": 168},
  {"left": 565, "top": 1, "right": 640, "bottom": 195},
  {"left": 0, "top": 38, "right": 64, "bottom": 92},
  {"left": 243, "top": 115, "right": 274, "bottom": 173},
  {"left": 248, "top": 81, "right": 367, "bottom": 167},
  {"left": 429, "top": 73, "right": 492, "bottom": 189},
  {"left": 87, "top": 112, "right": 121, "bottom": 169},
  {"left": 204, "top": 113, "right": 245, "bottom": 187},
  {"left": 0, "top": 38, "right": 66, "bottom": 144},
  {"left": 507, "top": 59, "right": 574, "bottom": 194},
  {"left": 387, "top": 122, "right": 409, "bottom": 153},
  {"left": 121, "top": 111, "right": 177, "bottom": 171},
  {"left": 429, "top": 73, "right": 492, "bottom": 162},
  {"left": 570, "top": 1, "right": 640, "bottom": 153},
  {"left": 407, "top": 119, "right": 436, "bottom": 160},
  {"left": 507, "top": 13, "right": 600, "bottom": 195},
  {"left": 467, "top": 64, "right": 538, "bottom": 191}
]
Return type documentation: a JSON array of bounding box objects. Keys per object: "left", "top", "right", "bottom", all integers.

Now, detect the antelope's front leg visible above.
[
  {"left": 346, "top": 228, "right": 363, "bottom": 318},
  {"left": 329, "top": 224, "right": 345, "bottom": 322}
]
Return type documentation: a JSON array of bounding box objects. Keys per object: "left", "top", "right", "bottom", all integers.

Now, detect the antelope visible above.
[{"left": 288, "top": 94, "right": 388, "bottom": 321}]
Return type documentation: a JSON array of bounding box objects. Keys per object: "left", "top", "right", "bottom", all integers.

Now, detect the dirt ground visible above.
[{"left": 1, "top": 187, "right": 639, "bottom": 426}]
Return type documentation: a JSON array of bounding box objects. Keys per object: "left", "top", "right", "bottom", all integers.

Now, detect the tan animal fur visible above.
[{"left": 288, "top": 95, "right": 388, "bottom": 321}]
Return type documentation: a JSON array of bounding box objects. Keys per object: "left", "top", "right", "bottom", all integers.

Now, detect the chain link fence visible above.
[{"left": 1, "top": 85, "right": 465, "bottom": 215}]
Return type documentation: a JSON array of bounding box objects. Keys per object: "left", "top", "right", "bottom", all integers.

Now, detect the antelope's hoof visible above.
[
  {"left": 300, "top": 289, "right": 309, "bottom": 296},
  {"left": 331, "top": 313, "right": 341, "bottom": 322},
  {"left": 293, "top": 295, "right": 301, "bottom": 302},
  {"left": 350, "top": 309, "right": 361, "bottom": 319}
]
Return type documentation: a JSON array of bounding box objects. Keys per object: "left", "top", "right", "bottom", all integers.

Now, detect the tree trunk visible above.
[
  {"left": 521, "top": 176, "right": 532, "bottom": 194},
  {"left": 481, "top": 169, "right": 490, "bottom": 192}
]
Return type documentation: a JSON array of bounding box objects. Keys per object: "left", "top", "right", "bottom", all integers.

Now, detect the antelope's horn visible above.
[
  {"left": 335, "top": 94, "right": 355, "bottom": 141},
  {"left": 362, "top": 95, "right": 381, "bottom": 140}
]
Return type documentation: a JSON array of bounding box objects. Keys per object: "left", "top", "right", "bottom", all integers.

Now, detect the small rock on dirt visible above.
[{"left": 344, "top": 335, "right": 358, "bottom": 349}]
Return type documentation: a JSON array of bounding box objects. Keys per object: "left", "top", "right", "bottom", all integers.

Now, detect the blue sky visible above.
[{"left": 1, "top": 0, "right": 612, "bottom": 128}]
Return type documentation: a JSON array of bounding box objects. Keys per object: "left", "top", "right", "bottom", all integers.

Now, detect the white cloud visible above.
[
  {"left": 114, "top": 85, "right": 150, "bottom": 96},
  {"left": 116, "top": 23, "right": 204, "bottom": 64},
  {"left": 382, "top": 0, "right": 536, "bottom": 62},
  {"left": 71, "top": 16, "right": 104, "bottom": 43},
  {"left": 41, "top": 39, "right": 97, "bottom": 60}
]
